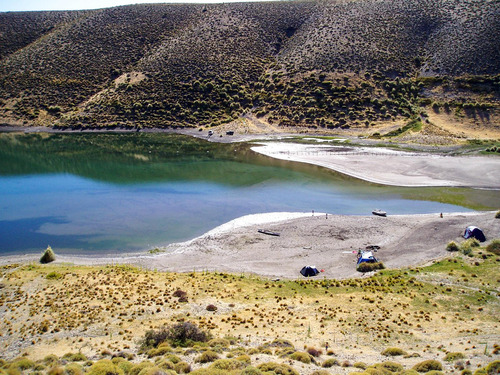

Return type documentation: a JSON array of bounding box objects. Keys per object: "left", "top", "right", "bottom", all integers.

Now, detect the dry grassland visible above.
[{"left": 0, "top": 244, "right": 499, "bottom": 374}]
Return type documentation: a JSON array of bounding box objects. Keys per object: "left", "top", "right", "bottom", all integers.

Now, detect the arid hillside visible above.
[{"left": 0, "top": 0, "right": 499, "bottom": 140}]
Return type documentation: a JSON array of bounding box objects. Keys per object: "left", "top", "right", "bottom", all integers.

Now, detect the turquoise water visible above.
[{"left": 0, "top": 133, "right": 496, "bottom": 255}]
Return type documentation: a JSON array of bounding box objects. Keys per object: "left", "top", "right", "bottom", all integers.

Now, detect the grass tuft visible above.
[{"left": 40, "top": 246, "right": 56, "bottom": 264}]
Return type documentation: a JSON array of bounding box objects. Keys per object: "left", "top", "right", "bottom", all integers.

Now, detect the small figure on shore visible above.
[
  {"left": 325, "top": 342, "right": 329, "bottom": 352},
  {"left": 440, "top": 213, "right": 443, "bottom": 218},
  {"left": 312, "top": 210, "right": 314, "bottom": 216},
  {"left": 326, "top": 213, "right": 328, "bottom": 219}
]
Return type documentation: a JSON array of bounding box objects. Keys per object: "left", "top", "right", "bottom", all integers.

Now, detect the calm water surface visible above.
[{"left": 0, "top": 133, "right": 498, "bottom": 255}]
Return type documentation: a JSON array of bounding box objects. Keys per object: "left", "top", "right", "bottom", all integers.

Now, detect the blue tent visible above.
[
  {"left": 300, "top": 266, "right": 319, "bottom": 277},
  {"left": 463, "top": 226, "right": 486, "bottom": 242},
  {"left": 357, "top": 250, "right": 378, "bottom": 265}
]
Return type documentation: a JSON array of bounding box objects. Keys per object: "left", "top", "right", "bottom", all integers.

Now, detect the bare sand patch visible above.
[
  {"left": 252, "top": 142, "right": 500, "bottom": 188},
  {"left": 126, "top": 211, "right": 498, "bottom": 279}
]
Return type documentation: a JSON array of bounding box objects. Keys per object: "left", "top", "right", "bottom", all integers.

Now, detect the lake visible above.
[{"left": 0, "top": 132, "right": 497, "bottom": 255}]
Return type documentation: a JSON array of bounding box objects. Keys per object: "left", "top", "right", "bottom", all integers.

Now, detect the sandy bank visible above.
[
  {"left": 251, "top": 142, "right": 500, "bottom": 188},
  {"left": 40, "top": 210, "right": 499, "bottom": 279}
]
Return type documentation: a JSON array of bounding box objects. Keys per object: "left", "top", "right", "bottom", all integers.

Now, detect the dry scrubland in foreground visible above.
[
  {"left": 1, "top": 240, "right": 499, "bottom": 375},
  {"left": 0, "top": 0, "right": 499, "bottom": 143}
]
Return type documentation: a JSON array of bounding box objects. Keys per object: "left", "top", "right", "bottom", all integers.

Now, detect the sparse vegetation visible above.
[
  {"left": 0, "top": 244, "right": 499, "bottom": 374},
  {"left": 0, "top": 1, "right": 498, "bottom": 135}
]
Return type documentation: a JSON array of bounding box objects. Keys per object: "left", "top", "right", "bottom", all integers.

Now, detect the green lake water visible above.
[{"left": 0, "top": 132, "right": 498, "bottom": 255}]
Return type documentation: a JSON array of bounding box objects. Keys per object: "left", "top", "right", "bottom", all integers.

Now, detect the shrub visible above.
[
  {"left": 322, "top": 358, "right": 339, "bottom": 368},
  {"left": 65, "top": 363, "right": 83, "bottom": 375},
  {"left": 444, "top": 352, "right": 466, "bottom": 361},
  {"left": 486, "top": 240, "right": 500, "bottom": 255},
  {"left": 378, "top": 361, "right": 404, "bottom": 372},
  {"left": 117, "top": 361, "right": 134, "bottom": 374},
  {"left": 137, "top": 366, "right": 170, "bottom": 375},
  {"left": 206, "top": 304, "right": 218, "bottom": 312},
  {"left": 357, "top": 262, "right": 385, "bottom": 273},
  {"left": 174, "top": 362, "right": 191, "bottom": 374},
  {"left": 306, "top": 347, "right": 322, "bottom": 357},
  {"left": 10, "top": 359, "right": 35, "bottom": 370},
  {"left": 311, "top": 371, "right": 331, "bottom": 375},
  {"left": 461, "top": 239, "right": 480, "bottom": 254},
  {"left": 289, "top": 351, "right": 312, "bottom": 364},
  {"left": 236, "top": 355, "right": 251, "bottom": 364},
  {"left": 165, "top": 354, "right": 181, "bottom": 364},
  {"left": 268, "top": 339, "right": 295, "bottom": 348},
  {"left": 342, "top": 360, "right": 352, "bottom": 367},
  {"left": 381, "top": 347, "right": 407, "bottom": 356},
  {"left": 208, "top": 338, "right": 229, "bottom": 348},
  {"left": 486, "top": 360, "right": 500, "bottom": 375},
  {"left": 172, "top": 289, "right": 187, "bottom": 298},
  {"left": 43, "top": 355, "right": 59, "bottom": 364},
  {"left": 155, "top": 360, "right": 174, "bottom": 371},
  {"left": 240, "top": 367, "right": 262, "bottom": 375},
  {"left": 63, "top": 353, "right": 87, "bottom": 362},
  {"left": 40, "top": 246, "right": 56, "bottom": 263},
  {"left": 354, "top": 362, "right": 368, "bottom": 369},
  {"left": 129, "top": 361, "right": 154, "bottom": 375},
  {"left": 47, "top": 367, "right": 64, "bottom": 375},
  {"left": 87, "top": 360, "right": 124, "bottom": 375},
  {"left": 146, "top": 346, "right": 171, "bottom": 358},
  {"left": 195, "top": 350, "right": 219, "bottom": 364},
  {"left": 209, "top": 359, "right": 246, "bottom": 371},
  {"left": 46, "top": 271, "right": 63, "bottom": 280},
  {"left": 142, "top": 322, "right": 210, "bottom": 348},
  {"left": 257, "top": 362, "right": 299, "bottom": 375},
  {"left": 413, "top": 360, "right": 443, "bottom": 372},
  {"left": 446, "top": 241, "right": 460, "bottom": 252}
]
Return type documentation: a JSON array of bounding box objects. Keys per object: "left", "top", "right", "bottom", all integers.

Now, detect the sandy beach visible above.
[
  {"left": 32, "top": 210, "right": 495, "bottom": 280},
  {"left": 2, "top": 140, "right": 499, "bottom": 278}
]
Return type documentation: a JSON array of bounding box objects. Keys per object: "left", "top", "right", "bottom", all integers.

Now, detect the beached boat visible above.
[
  {"left": 372, "top": 209, "right": 387, "bottom": 217},
  {"left": 258, "top": 229, "right": 280, "bottom": 236}
]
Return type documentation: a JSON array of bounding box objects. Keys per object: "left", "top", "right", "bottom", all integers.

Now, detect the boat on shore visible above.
[
  {"left": 372, "top": 209, "right": 387, "bottom": 217},
  {"left": 258, "top": 229, "right": 280, "bottom": 236}
]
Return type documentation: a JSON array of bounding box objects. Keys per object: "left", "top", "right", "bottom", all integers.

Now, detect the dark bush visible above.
[
  {"left": 172, "top": 289, "right": 187, "bottom": 298},
  {"left": 357, "top": 262, "right": 385, "bottom": 273},
  {"left": 206, "top": 304, "right": 217, "bottom": 311},
  {"left": 306, "top": 347, "right": 322, "bottom": 357},
  {"left": 142, "top": 322, "right": 211, "bottom": 349},
  {"left": 40, "top": 246, "right": 56, "bottom": 263}
]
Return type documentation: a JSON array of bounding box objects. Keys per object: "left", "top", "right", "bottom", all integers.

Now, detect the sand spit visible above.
[
  {"left": 251, "top": 142, "right": 500, "bottom": 188},
  {"left": 29, "top": 210, "right": 496, "bottom": 280}
]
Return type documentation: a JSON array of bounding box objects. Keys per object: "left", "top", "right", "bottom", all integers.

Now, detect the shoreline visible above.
[
  {"left": 2, "top": 210, "right": 498, "bottom": 280},
  {"left": 1, "top": 129, "right": 498, "bottom": 277}
]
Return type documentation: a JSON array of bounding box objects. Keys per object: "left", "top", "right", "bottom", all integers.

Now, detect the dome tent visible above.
[
  {"left": 300, "top": 265, "right": 319, "bottom": 277},
  {"left": 463, "top": 226, "right": 486, "bottom": 242},
  {"left": 356, "top": 250, "right": 378, "bottom": 265}
]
